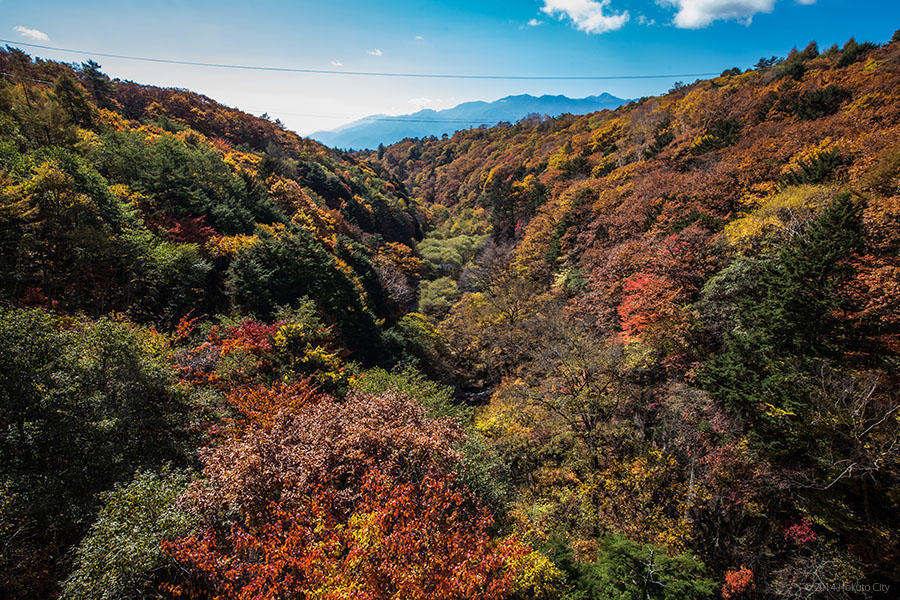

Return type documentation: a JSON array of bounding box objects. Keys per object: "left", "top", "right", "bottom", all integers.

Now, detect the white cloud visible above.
[
  {"left": 331, "top": 60, "right": 343, "bottom": 67},
  {"left": 795, "top": 0, "right": 816, "bottom": 4},
  {"left": 13, "top": 26, "right": 49, "bottom": 41},
  {"left": 405, "top": 97, "right": 457, "bottom": 112},
  {"left": 637, "top": 14, "right": 656, "bottom": 25},
  {"left": 527, "top": 18, "right": 544, "bottom": 26},
  {"left": 408, "top": 97, "right": 434, "bottom": 110},
  {"left": 368, "top": 48, "right": 383, "bottom": 56},
  {"left": 540, "top": 0, "right": 629, "bottom": 34},
  {"left": 661, "top": 0, "right": 776, "bottom": 29},
  {"left": 415, "top": 35, "right": 425, "bottom": 40}
]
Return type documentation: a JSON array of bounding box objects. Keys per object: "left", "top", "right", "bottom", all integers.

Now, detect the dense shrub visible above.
[
  {"left": 689, "top": 118, "right": 742, "bottom": 155},
  {"left": 0, "top": 309, "right": 187, "bottom": 597},
  {"left": 418, "top": 276, "right": 461, "bottom": 317},
  {"left": 61, "top": 469, "right": 196, "bottom": 600},
  {"left": 780, "top": 150, "right": 845, "bottom": 187},
  {"left": 837, "top": 38, "right": 879, "bottom": 67},
  {"left": 794, "top": 85, "right": 852, "bottom": 119},
  {"left": 226, "top": 227, "right": 385, "bottom": 361},
  {"left": 550, "top": 535, "right": 716, "bottom": 600}
]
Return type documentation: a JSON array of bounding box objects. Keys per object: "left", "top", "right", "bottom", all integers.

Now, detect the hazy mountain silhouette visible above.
[{"left": 310, "top": 93, "right": 628, "bottom": 149}]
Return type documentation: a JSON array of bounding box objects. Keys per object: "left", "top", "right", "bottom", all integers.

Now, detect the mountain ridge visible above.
[{"left": 310, "top": 92, "right": 628, "bottom": 149}]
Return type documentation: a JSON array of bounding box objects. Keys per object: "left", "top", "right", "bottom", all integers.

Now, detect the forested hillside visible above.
[
  {"left": 1, "top": 31, "right": 900, "bottom": 600},
  {"left": 365, "top": 34, "right": 900, "bottom": 594}
]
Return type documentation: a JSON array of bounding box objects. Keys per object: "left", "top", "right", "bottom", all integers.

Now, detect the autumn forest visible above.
[{"left": 2, "top": 29, "right": 900, "bottom": 600}]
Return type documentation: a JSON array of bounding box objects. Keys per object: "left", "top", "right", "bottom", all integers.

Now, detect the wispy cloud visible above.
[
  {"left": 406, "top": 97, "right": 457, "bottom": 112},
  {"left": 13, "top": 25, "right": 49, "bottom": 41},
  {"left": 660, "top": 0, "right": 776, "bottom": 29},
  {"left": 367, "top": 48, "right": 383, "bottom": 56},
  {"left": 331, "top": 59, "right": 343, "bottom": 67},
  {"left": 408, "top": 97, "right": 435, "bottom": 110},
  {"left": 415, "top": 35, "right": 425, "bottom": 40},
  {"left": 540, "top": 0, "right": 629, "bottom": 35},
  {"left": 795, "top": 0, "right": 816, "bottom": 4},
  {"left": 527, "top": 18, "right": 543, "bottom": 26},
  {"left": 637, "top": 14, "right": 656, "bottom": 26}
]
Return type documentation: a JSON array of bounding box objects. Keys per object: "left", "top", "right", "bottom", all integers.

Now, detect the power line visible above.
[
  {"left": 0, "top": 39, "right": 720, "bottom": 81},
  {"left": 249, "top": 108, "right": 552, "bottom": 124},
  {"left": 350, "top": 116, "right": 505, "bottom": 123},
  {"left": 1, "top": 71, "right": 55, "bottom": 85},
  {"left": 1, "top": 67, "right": 620, "bottom": 128}
]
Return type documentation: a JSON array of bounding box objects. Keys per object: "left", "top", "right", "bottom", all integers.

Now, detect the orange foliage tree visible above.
[
  {"left": 162, "top": 387, "right": 530, "bottom": 599},
  {"left": 164, "top": 471, "right": 527, "bottom": 600}
]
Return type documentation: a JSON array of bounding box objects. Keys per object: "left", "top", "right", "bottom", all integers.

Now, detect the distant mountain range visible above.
[{"left": 309, "top": 93, "right": 629, "bottom": 149}]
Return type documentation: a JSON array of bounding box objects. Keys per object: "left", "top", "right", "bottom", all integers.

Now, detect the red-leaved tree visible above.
[{"left": 162, "top": 387, "right": 530, "bottom": 599}]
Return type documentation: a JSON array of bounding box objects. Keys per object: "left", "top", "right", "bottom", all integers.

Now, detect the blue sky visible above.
[{"left": 2, "top": 1, "right": 898, "bottom": 134}]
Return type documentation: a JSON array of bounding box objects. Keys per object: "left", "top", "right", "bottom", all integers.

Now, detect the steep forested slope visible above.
[
  {"left": 0, "top": 47, "right": 458, "bottom": 599},
  {"left": 0, "top": 48, "right": 427, "bottom": 356},
  {"left": 2, "top": 32, "right": 900, "bottom": 600},
  {"left": 365, "top": 35, "right": 900, "bottom": 593}
]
